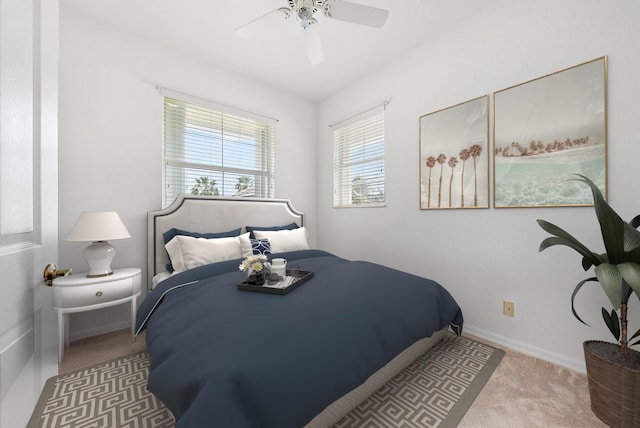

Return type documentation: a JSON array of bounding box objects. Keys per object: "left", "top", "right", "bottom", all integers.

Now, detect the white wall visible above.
[
  {"left": 317, "top": 0, "right": 640, "bottom": 372},
  {"left": 58, "top": 6, "right": 317, "bottom": 339}
]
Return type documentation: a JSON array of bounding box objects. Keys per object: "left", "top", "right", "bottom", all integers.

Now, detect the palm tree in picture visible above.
[
  {"left": 436, "top": 153, "right": 447, "bottom": 208},
  {"left": 448, "top": 156, "right": 458, "bottom": 208},
  {"left": 425, "top": 156, "right": 436, "bottom": 208},
  {"left": 469, "top": 144, "right": 482, "bottom": 207},
  {"left": 191, "top": 176, "right": 219, "bottom": 196},
  {"left": 459, "top": 148, "right": 470, "bottom": 207}
]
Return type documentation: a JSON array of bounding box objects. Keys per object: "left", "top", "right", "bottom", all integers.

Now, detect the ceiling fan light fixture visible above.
[
  {"left": 297, "top": 0, "right": 317, "bottom": 28},
  {"left": 236, "top": 0, "right": 388, "bottom": 65},
  {"left": 298, "top": 6, "right": 313, "bottom": 20}
]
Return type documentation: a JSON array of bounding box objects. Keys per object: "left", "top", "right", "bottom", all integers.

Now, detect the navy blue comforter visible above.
[{"left": 136, "top": 250, "right": 463, "bottom": 428}]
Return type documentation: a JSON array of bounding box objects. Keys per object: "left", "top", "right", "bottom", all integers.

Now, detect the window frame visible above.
[
  {"left": 332, "top": 104, "right": 386, "bottom": 208},
  {"left": 160, "top": 88, "right": 276, "bottom": 208}
]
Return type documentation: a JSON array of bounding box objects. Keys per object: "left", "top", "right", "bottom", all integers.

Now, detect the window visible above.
[
  {"left": 162, "top": 91, "right": 276, "bottom": 207},
  {"left": 332, "top": 105, "right": 386, "bottom": 207}
]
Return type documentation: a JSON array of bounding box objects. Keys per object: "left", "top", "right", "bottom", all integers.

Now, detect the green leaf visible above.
[
  {"left": 571, "top": 277, "right": 599, "bottom": 325},
  {"left": 619, "top": 262, "right": 640, "bottom": 299},
  {"left": 631, "top": 338, "right": 640, "bottom": 347},
  {"left": 630, "top": 327, "right": 640, "bottom": 342},
  {"left": 594, "top": 264, "right": 624, "bottom": 308},
  {"left": 537, "top": 220, "right": 601, "bottom": 267},
  {"left": 631, "top": 214, "right": 640, "bottom": 229},
  {"left": 573, "top": 175, "right": 626, "bottom": 264},
  {"left": 623, "top": 222, "right": 640, "bottom": 252},
  {"left": 601, "top": 307, "right": 620, "bottom": 341}
]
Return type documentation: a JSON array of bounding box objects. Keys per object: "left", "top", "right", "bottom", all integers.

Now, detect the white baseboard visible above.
[{"left": 464, "top": 325, "right": 586, "bottom": 374}]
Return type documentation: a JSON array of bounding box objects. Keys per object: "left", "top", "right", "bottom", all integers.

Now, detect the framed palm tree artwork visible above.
[
  {"left": 419, "top": 95, "right": 490, "bottom": 210},
  {"left": 493, "top": 56, "right": 607, "bottom": 208}
]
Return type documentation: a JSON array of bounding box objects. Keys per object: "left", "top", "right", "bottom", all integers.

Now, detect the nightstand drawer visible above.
[
  {"left": 52, "top": 268, "right": 142, "bottom": 309},
  {"left": 54, "top": 276, "right": 135, "bottom": 308}
]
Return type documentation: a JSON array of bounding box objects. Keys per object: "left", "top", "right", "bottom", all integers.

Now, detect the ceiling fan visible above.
[{"left": 235, "top": 0, "right": 389, "bottom": 65}]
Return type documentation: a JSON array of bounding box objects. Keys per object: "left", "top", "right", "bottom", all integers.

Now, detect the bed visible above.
[{"left": 136, "top": 195, "right": 463, "bottom": 427}]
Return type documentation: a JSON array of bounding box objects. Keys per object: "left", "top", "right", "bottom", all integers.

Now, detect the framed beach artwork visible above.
[
  {"left": 493, "top": 56, "right": 607, "bottom": 208},
  {"left": 419, "top": 95, "right": 489, "bottom": 210}
]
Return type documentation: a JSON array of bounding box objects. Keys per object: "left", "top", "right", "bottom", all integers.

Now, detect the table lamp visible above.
[{"left": 66, "top": 211, "right": 131, "bottom": 278}]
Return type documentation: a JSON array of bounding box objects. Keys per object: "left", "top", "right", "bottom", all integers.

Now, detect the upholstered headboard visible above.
[{"left": 147, "top": 195, "right": 304, "bottom": 290}]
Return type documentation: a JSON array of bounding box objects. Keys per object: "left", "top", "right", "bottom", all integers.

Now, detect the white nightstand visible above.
[{"left": 52, "top": 267, "right": 142, "bottom": 362}]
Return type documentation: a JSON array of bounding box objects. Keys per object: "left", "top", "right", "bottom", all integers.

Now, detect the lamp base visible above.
[{"left": 83, "top": 241, "right": 116, "bottom": 278}]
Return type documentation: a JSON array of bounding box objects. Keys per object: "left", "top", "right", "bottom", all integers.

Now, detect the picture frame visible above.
[
  {"left": 493, "top": 56, "right": 607, "bottom": 208},
  {"left": 419, "top": 95, "right": 490, "bottom": 210}
]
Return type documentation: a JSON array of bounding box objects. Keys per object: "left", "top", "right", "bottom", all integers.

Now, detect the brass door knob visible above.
[{"left": 43, "top": 263, "right": 72, "bottom": 286}]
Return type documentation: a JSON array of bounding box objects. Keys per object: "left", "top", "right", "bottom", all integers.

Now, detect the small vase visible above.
[{"left": 247, "top": 271, "right": 267, "bottom": 285}]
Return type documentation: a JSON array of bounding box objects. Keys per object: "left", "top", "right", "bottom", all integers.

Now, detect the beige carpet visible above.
[
  {"left": 59, "top": 330, "right": 606, "bottom": 427},
  {"left": 58, "top": 328, "right": 147, "bottom": 374},
  {"left": 458, "top": 336, "right": 606, "bottom": 427}
]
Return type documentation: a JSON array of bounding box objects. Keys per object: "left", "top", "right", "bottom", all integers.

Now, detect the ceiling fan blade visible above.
[
  {"left": 326, "top": 1, "right": 389, "bottom": 28},
  {"left": 235, "top": 8, "right": 289, "bottom": 38},
  {"left": 304, "top": 24, "right": 324, "bottom": 65}
]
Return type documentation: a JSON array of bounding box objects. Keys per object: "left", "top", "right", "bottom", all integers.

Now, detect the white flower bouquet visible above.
[
  {"left": 239, "top": 254, "right": 271, "bottom": 285},
  {"left": 239, "top": 254, "right": 270, "bottom": 274}
]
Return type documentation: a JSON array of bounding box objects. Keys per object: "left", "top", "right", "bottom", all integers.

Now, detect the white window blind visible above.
[
  {"left": 162, "top": 94, "right": 276, "bottom": 208},
  {"left": 333, "top": 105, "right": 386, "bottom": 207}
]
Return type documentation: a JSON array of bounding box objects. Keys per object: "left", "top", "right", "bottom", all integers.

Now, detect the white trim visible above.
[
  {"left": 0, "top": 241, "right": 39, "bottom": 256},
  {"left": 157, "top": 86, "right": 278, "bottom": 124},
  {"left": 463, "top": 324, "right": 586, "bottom": 373},
  {"left": 33, "top": 0, "right": 42, "bottom": 247}
]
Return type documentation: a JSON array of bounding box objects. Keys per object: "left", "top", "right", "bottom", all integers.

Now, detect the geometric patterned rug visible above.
[
  {"left": 335, "top": 334, "right": 504, "bottom": 428},
  {"left": 28, "top": 333, "right": 503, "bottom": 428},
  {"left": 27, "top": 352, "right": 173, "bottom": 428}
]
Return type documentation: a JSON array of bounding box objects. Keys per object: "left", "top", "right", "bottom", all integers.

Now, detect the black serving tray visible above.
[{"left": 237, "top": 270, "right": 314, "bottom": 295}]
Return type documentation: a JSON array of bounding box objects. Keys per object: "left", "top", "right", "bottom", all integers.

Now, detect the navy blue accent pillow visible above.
[
  {"left": 251, "top": 238, "right": 271, "bottom": 255},
  {"left": 163, "top": 227, "right": 242, "bottom": 245},
  {"left": 245, "top": 222, "right": 299, "bottom": 239},
  {"left": 163, "top": 227, "right": 242, "bottom": 272}
]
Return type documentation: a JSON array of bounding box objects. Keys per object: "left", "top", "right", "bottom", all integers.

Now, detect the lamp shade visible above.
[{"left": 66, "top": 211, "right": 130, "bottom": 242}]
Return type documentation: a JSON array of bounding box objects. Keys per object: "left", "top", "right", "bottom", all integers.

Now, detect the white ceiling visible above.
[{"left": 60, "top": 0, "right": 498, "bottom": 102}]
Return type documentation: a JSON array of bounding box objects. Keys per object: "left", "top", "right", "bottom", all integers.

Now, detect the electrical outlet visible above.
[{"left": 503, "top": 300, "right": 515, "bottom": 317}]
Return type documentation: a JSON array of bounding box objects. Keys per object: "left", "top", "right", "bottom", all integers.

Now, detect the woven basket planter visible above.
[{"left": 584, "top": 341, "right": 640, "bottom": 427}]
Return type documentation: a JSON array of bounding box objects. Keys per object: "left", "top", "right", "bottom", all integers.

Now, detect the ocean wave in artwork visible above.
[{"left": 494, "top": 144, "right": 605, "bottom": 207}]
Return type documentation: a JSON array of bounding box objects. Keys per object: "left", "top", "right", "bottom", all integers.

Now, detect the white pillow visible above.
[
  {"left": 237, "top": 232, "right": 253, "bottom": 258},
  {"left": 253, "top": 227, "right": 309, "bottom": 253},
  {"left": 165, "top": 234, "right": 242, "bottom": 273}
]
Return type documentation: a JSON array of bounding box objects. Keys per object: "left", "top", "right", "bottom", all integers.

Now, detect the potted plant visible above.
[{"left": 537, "top": 174, "right": 640, "bottom": 427}]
